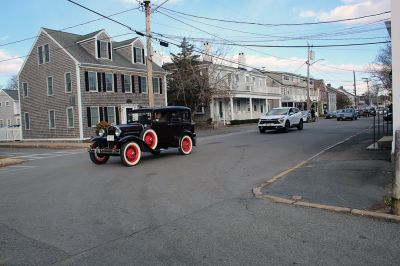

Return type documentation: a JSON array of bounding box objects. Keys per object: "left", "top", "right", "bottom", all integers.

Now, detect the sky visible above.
[{"left": 0, "top": 0, "right": 391, "bottom": 94}]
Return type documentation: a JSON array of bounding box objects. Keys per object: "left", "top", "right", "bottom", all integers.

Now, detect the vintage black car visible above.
[{"left": 88, "top": 106, "right": 196, "bottom": 166}]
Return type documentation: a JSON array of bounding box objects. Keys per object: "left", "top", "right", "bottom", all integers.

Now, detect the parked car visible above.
[
  {"left": 337, "top": 108, "right": 358, "bottom": 121},
  {"left": 88, "top": 106, "right": 196, "bottom": 166},
  {"left": 301, "top": 110, "right": 311, "bottom": 123},
  {"left": 258, "top": 107, "right": 303, "bottom": 133},
  {"left": 383, "top": 111, "right": 392, "bottom": 122},
  {"left": 325, "top": 111, "right": 337, "bottom": 119}
]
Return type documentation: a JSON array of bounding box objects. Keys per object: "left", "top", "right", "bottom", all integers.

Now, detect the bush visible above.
[
  {"left": 96, "top": 121, "right": 110, "bottom": 134},
  {"left": 229, "top": 119, "right": 259, "bottom": 125}
]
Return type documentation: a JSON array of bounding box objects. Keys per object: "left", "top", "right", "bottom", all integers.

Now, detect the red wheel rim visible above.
[
  {"left": 125, "top": 144, "right": 139, "bottom": 163},
  {"left": 182, "top": 137, "right": 192, "bottom": 153},
  {"left": 144, "top": 131, "right": 157, "bottom": 149}
]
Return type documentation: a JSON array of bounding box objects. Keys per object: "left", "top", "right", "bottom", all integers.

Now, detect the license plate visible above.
[{"left": 107, "top": 135, "right": 115, "bottom": 141}]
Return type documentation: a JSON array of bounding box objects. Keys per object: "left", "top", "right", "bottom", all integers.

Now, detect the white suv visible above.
[{"left": 258, "top": 107, "right": 304, "bottom": 133}]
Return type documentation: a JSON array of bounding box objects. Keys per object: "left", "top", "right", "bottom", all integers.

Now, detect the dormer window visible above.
[
  {"left": 97, "top": 40, "right": 111, "bottom": 59},
  {"left": 133, "top": 47, "right": 145, "bottom": 64}
]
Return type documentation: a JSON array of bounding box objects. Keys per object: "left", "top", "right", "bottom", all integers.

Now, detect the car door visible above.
[
  {"left": 168, "top": 109, "right": 185, "bottom": 146},
  {"left": 288, "top": 108, "right": 296, "bottom": 125},
  {"left": 151, "top": 109, "right": 170, "bottom": 146},
  {"left": 294, "top": 108, "right": 301, "bottom": 124}
]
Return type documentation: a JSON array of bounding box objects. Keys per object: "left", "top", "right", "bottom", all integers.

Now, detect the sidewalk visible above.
[{"left": 256, "top": 129, "right": 396, "bottom": 219}]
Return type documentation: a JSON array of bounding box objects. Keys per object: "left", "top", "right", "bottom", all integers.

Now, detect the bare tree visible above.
[
  {"left": 6, "top": 75, "right": 18, "bottom": 90},
  {"left": 336, "top": 92, "right": 351, "bottom": 109},
  {"left": 369, "top": 41, "right": 391, "bottom": 94}
]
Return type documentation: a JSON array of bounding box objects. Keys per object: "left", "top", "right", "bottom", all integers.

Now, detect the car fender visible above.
[
  {"left": 118, "top": 135, "right": 159, "bottom": 153},
  {"left": 90, "top": 136, "right": 107, "bottom": 147}
]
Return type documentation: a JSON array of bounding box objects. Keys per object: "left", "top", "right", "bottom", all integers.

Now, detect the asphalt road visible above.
[{"left": 1, "top": 118, "right": 400, "bottom": 265}]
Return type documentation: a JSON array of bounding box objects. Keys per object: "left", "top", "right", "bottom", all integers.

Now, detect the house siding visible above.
[
  {"left": 80, "top": 66, "right": 166, "bottom": 138},
  {"left": 79, "top": 40, "right": 96, "bottom": 58},
  {"left": 115, "top": 46, "right": 132, "bottom": 63},
  {"left": 19, "top": 30, "right": 79, "bottom": 139}
]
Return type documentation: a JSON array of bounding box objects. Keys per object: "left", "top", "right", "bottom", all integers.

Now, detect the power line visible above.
[
  {"left": 159, "top": 7, "right": 390, "bottom": 27},
  {"left": 0, "top": 7, "right": 140, "bottom": 48},
  {"left": 151, "top": 0, "right": 170, "bottom": 13}
]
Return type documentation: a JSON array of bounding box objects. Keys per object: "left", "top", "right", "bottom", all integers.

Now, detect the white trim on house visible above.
[
  {"left": 106, "top": 106, "right": 116, "bottom": 125},
  {"left": 66, "top": 107, "right": 74, "bottom": 128},
  {"left": 48, "top": 109, "right": 56, "bottom": 129},
  {"left": 24, "top": 112, "right": 30, "bottom": 130},
  {"left": 123, "top": 74, "right": 132, "bottom": 93},
  {"left": 65, "top": 72, "right": 72, "bottom": 93},
  {"left": 42, "top": 29, "right": 80, "bottom": 65},
  {"left": 105, "top": 72, "right": 114, "bottom": 92},
  {"left": 22, "top": 82, "right": 29, "bottom": 97},
  {"left": 80, "top": 63, "right": 166, "bottom": 74},
  {"left": 76, "top": 64, "right": 84, "bottom": 139},
  {"left": 88, "top": 71, "right": 98, "bottom": 92},
  {"left": 47, "top": 76, "right": 54, "bottom": 96},
  {"left": 77, "top": 29, "right": 107, "bottom": 44},
  {"left": 89, "top": 106, "right": 100, "bottom": 127}
]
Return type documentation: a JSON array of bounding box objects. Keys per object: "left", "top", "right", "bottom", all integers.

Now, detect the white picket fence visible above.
[{"left": 0, "top": 127, "right": 22, "bottom": 141}]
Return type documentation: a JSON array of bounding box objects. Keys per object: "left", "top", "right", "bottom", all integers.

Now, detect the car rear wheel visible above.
[
  {"left": 297, "top": 119, "right": 303, "bottom": 130},
  {"left": 120, "top": 142, "right": 141, "bottom": 166},
  {"left": 337, "top": 118, "right": 340, "bottom": 121},
  {"left": 259, "top": 128, "right": 266, "bottom": 133},
  {"left": 179, "top": 135, "right": 193, "bottom": 155},
  {"left": 142, "top": 129, "right": 158, "bottom": 150},
  {"left": 89, "top": 143, "right": 109, "bottom": 165}
]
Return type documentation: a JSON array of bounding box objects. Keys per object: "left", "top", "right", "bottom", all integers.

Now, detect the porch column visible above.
[
  {"left": 278, "top": 98, "right": 282, "bottom": 107},
  {"left": 210, "top": 98, "right": 214, "bottom": 122},
  {"left": 230, "top": 97, "right": 234, "bottom": 120},
  {"left": 250, "top": 97, "right": 253, "bottom": 119}
]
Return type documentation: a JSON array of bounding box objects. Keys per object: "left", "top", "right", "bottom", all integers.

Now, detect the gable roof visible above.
[
  {"left": 113, "top": 38, "right": 139, "bottom": 49},
  {"left": 1, "top": 89, "right": 19, "bottom": 101},
  {"left": 42, "top": 28, "right": 165, "bottom": 73},
  {"left": 77, "top": 29, "right": 104, "bottom": 42}
]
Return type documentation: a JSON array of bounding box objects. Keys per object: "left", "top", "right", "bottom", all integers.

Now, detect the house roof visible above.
[
  {"left": 1, "top": 89, "right": 19, "bottom": 101},
  {"left": 113, "top": 38, "right": 139, "bottom": 48},
  {"left": 42, "top": 28, "right": 165, "bottom": 73}
]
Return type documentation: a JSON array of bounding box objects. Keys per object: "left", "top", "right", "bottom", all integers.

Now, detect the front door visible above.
[{"left": 219, "top": 101, "right": 223, "bottom": 119}]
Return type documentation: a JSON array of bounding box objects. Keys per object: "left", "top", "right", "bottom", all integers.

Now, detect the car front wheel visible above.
[
  {"left": 284, "top": 121, "right": 290, "bottom": 132},
  {"left": 297, "top": 119, "right": 303, "bottom": 130},
  {"left": 259, "top": 128, "right": 266, "bottom": 133},
  {"left": 89, "top": 143, "right": 109, "bottom": 165},
  {"left": 120, "top": 142, "right": 141, "bottom": 166},
  {"left": 179, "top": 135, "right": 193, "bottom": 155}
]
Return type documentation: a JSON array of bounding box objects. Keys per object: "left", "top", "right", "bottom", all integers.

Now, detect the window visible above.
[
  {"left": 88, "top": 72, "right": 97, "bottom": 92},
  {"left": 107, "top": 106, "right": 115, "bottom": 125},
  {"left": 227, "top": 73, "right": 232, "bottom": 84},
  {"left": 105, "top": 73, "right": 113, "bottom": 92},
  {"left": 134, "top": 47, "right": 143, "bottom": 63},
  {"left": 5, "top": 101, "right": 10, "bottom": 107},
  {"left": 23, "top": 82, "right": 29, "bottom": 97},
  {"left": 0, "top": 120, "right": 3, "bottom": 127},
  {"left": 0, "top": 102, "right": 2, "bottom": 107},
  {"left": 24, "top": 113, "right": 30, "bottom": 130},
  {"left": 195, "top": 105, "right": 205, "bottom": 114},
  {"left": 140, "top": 77, "right": 147, "bottom": 93},
  {"left": 245, "top": 85, "right": 251, "bottom": 91},
  {"left": 49, "top": 110, "right": 55, "bottom": 128},
  {"left": 16, "top": 118, "right": 20, "bottom": 126},
  {"left": 236, "top": 99, "right": 241, "bottom": 111},
  {"left": 261, "top": 104, "right": 264, "bottom": 113},
  {"left": 245, "top": 75, "right": 250, "bottom": 83},
  {"left": 7, "top": 119, "right": 11, "bottom": 127},
  {"left": 259, "top": 79, "right": 262, "bottom": 87},
  {"left": 283, "top": 75, "right": 289, "bottom": 81},
  {"left": 99, "top": 41, "right": 109, "bottom": 59},
  {"left": 47, "top": 76, "right": 53, "bottom": 96},
  {"left": 124, "top": 75, "right": 131, "bottom": 93},
  {"left": 65, "top": 73, "right": 72, "bottom": 93},
  {"left": 66, "top": 107, "right": 74, "bottom": 128},
  {"left": 38, "top": 46, "right": 43, "bottom": 64},
  {"left": 44, "top": 44, "right": 49, "bottom": 62},
  {"left": 254, "top": 103, "right": 257, "bottom": 112},
  {"left": 153, "top": 77, "right": 159, "bottom": 93},
  {"left": 247, "top": 99, "right": 251, "bottom": 111},
  {"left": 90, "top": 107, "right": 99, "bottom": 127},
  {"left": 252, "top": 77, "right": 256, "bottom": 85}
]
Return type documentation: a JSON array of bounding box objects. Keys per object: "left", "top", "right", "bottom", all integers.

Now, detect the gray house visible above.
[
  {"left": 0, "top": 89, "right": 20, "bottom": 128},
  {"left": 18, "top": 28, "right": 167, "bottom": 140}
]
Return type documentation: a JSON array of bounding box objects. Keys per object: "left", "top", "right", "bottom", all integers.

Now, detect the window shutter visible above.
[
  {"left": 104, "top": 107, "right": 108, "bottom": 122},
  {"left": 99, "top": 107, "right": 104, "bottom": 122},
  {"left": 87, "top": 107, "right": 91, "bottom": 127},
  {"left": 142, "top": 49, "right": 145, "bottom": 64},
  {"left": 115, "top": 107, "right": 120, "bottom": 124},
  {"left": 159, "top": 78, "right": 162, "bottom": 94},
  {"left": 133, "top": 47, "right": 137, "bottom": 63},
  {"left": 131, "top": 75, "right": 135, "bottom": 93},
  {"left": 97, "top": 73, "right": 101, "bottom": 92},
  {"left": 102, "top": 73, "right": 106, "bottom": 92},
  {"left": 121, "top": 74, "right": 125, "bottom": 93},
  {"left": 84, "top": 71, "right": 89, "bottom": 91},
  {"left": 97, "top": 40, "right": 101, "bottom": 58},
  {"left": 108, "top": 42, "right": 111, "bottom": 60},
  {"left": 114, "top": 74, "right": 118, "bottom": 92},
  {"left": 138, "top": 76, "right": 142, "bottom": 93}
]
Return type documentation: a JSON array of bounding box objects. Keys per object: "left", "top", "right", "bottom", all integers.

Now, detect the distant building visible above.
[{"left": 0, "top": 89, "right": 20, "bottom": 127}]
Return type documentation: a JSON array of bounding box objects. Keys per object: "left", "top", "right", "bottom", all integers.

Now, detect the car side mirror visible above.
[{"left": 289, "top": 112, "right": 294, "bottom": 116}]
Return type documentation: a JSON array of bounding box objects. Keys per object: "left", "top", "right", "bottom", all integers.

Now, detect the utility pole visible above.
[
  {"left": 144, "top": 0, "right": 154, "bottom": 107},
  {"left": 306, "top": 44, "right": 311, "bottom": 110},
  {"left": 353, "top": 70, "right": 357, "bottom": 107}
]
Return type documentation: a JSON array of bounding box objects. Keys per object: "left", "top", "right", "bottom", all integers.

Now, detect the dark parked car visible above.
[
  {"left": 88, "top": 106, "right": 196, "bottom": 166},
  {"left": 383, "top": 111, "right": 392, "bottom": 122}
]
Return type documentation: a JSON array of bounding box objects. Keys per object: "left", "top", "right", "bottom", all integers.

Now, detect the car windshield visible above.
[
  {"left": 266, "top": 108, "right": 288, "bottom": 115},
  {"left": 301, "top": 111, "right": 308, "bottom": 114},
  {"left": 127, "top": 110, "right": 152, "bottom": 124},
  {"left": 344, "top": 109, "right": 353, "bottom": 113}
]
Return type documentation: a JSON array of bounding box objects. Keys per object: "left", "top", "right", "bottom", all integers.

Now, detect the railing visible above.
[
  {"left": 372, "top": 110, "right": 392, "bottom": 144},
  {"left": 0, "top": 127, "right": 22, "bottom": 141}
]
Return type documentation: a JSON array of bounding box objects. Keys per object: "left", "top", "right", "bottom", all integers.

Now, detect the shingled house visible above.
[{"left": 18, "top": 28, "right": 167, "bottom": 140}]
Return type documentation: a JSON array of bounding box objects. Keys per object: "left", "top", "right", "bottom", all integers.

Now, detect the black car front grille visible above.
[
  {"left": 107, "top": 127, "right": 116, "bottom": 135},
  {"left": 260, "top": 119, "right": 280, "bottom": 124}
]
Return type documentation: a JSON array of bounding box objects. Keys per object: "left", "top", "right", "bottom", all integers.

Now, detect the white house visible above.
[{"left": 0, "top": 89, "right": 20, "bottom": 127}]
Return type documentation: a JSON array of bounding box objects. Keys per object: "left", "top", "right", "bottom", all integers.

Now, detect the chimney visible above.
[
  {"left": 238, "top": 52, "right": 246, "bottom": 69},
  {"left": 152, "top": 50, "right": 163, "bottom": 67},
  {"left": 202, "top": 42, "right": 213, "bottom": 62}
]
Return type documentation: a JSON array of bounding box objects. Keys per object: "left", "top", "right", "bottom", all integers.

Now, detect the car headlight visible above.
[
  {"left": 115, "top": 126, "right": 122, "bottom": 137},
  {"left": 278, "top": 117, "right": 285, "bottom": 123},
  {"left": 98, "top": 128, "right": 105, "bottom": 137},
  {"left": 258, "top": 118, "right": 261, "bottom": 123}
]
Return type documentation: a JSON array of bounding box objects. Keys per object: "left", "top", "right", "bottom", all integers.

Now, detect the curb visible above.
[
  {"left": 0, "top": 158, "right": 26, "bottom": 168},
  {"left": 0, "top": 143, "right": 88, "bottom": 149},
  {"left": 252, "top": 127, "right": 400, "bottom": 223}
]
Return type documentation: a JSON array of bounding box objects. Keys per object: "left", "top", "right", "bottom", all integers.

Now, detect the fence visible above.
[
  {"left": 0, "top": 127, "right": 22, "bottom": 141},
  {"left": 372, "top": 110, "right": 392, "bottom": 144}
]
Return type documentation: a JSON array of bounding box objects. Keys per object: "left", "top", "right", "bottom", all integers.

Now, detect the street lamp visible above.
[{"left": 362, "top": 77, "right": 371, "bottom": 106}]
